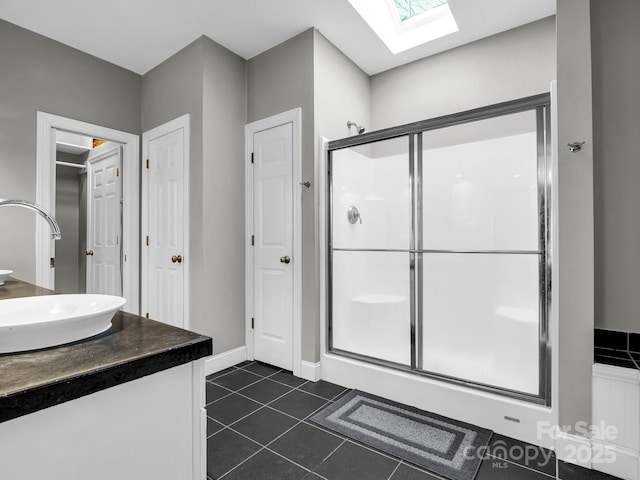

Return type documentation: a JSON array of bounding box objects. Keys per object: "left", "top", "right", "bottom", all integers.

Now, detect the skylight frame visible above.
[{"left": 347, "top": 0, "right": 459, "bottom": 54}]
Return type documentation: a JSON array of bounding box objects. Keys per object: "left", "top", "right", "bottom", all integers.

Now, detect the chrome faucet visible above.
[{"left": 0, "top": 199, "right": 62, "bottom": 240}]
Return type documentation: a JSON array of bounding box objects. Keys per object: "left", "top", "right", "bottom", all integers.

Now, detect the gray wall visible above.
[
  {"left": 200, "top": 37, "right": 247, "bottom": 353},
  {"left": 247, "top": 29, "right": 316, "bottom": 361},
  {"left": 370, "top": 17, "right": 556, "bottom": 129},
  {"left": 591, "top": 0, "right": 640, "bottom": 334},
  {"left": 142, "top": 36, "right": 247, "bottom": 350},
  {"left": 0, "top": 19, "right": 141, "bottom": 283},
  {"left": 314, "top": 31, "right": 371, "bottom": 143},
  {"left": 557, "top": 0, "right": 594, "bottom": 434}
]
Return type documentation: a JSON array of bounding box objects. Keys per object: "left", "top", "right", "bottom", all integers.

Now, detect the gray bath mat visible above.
[{"left": 310, "top": 390, "right": 492, "bottom": 480}]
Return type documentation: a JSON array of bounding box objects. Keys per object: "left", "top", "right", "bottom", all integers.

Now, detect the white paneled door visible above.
[
  {"left": 142, "top": 116, "right": 189, "bottom": 329},
  {"left": 252, "top": 122, "right": 294, "bottom": 370},
  {"left": 86, "top": 143, "right": 122, "bottom": 296}
]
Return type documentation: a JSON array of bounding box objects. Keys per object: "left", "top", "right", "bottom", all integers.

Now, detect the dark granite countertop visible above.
[{"left": 0, "top": 277, "right": 212, "bottom": 423}]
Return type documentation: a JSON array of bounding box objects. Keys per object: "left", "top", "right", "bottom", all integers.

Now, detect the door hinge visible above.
[
  {"left": 146, "top": 235, "right": 149, "bottom": 246},
  {"left": 146, "top": 158, "right": 149, "bottom": 169},
  {"left": 116, "top": 167, "right": 120, "bottom": 177},
  {"left": 116, "top": 235, "right": 119, "bottom": 245},
  {"left": 50, "top": 257, "right": 55, "bottom": 268},
  {"left": 251, "top": 152, "right": 254, "bottom": 164},
  {"left": 251, "top": 235, "right": 254, "bottom": 246},
  {"left": 251, "top": 318, "right": 254, "bottom": 329}
]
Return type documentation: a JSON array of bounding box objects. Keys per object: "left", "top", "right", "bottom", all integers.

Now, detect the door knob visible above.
[
  {"left": 86, "top": 250, "right": 94, "bottom": 256},
  {"left": 171, "top": 255, "right": 183, "bottom": 263},
  {"left": 280, "top": 255, "right": 291, "bottom": 264}
]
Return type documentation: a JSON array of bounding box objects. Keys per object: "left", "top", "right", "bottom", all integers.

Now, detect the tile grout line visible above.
[
  {"left": 234, "top": 363, "right": 349, "bottom": 403},
  {"left": 216, "top": 445, "right": 266, "bottom": 480},
  {"left": 262, "top": 444, "right": 334, "bottom": 480},
  {"left": 385, "top": 462, "right": 402, "bottom": 480},
  {"left": 220, "top": 417, "right": 327, "bottom": 479},
  {"left": 209, "top": 363, "right": 348, "bottom": 404}
]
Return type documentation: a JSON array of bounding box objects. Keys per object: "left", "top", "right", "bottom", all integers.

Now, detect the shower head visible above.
[{"left": 347, "top": 121, "right": 365, "bottom": 135}]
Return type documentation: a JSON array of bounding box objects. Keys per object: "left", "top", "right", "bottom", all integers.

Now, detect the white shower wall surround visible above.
[{"left": 329, "top": 107, "right": 544, "bottom": 399}]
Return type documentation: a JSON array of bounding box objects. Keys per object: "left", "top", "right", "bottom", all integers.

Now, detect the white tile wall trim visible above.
[
  {"left": 591, "top": 363, "right": 640, "bottom": 480},
  {"left": 204, "top": 346, "right": 247, "bottom": 376}
]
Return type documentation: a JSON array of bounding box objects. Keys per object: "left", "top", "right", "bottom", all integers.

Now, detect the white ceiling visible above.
[{"left": 0, "top": 0, "right": 555, "bottom": 75}]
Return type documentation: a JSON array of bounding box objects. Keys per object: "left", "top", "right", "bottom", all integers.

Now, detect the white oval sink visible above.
[
  {"left": 0, "top": 294, "right": 126, "bottom": 354},
  {"left": 0, "top": 270, "right": 13, "bottom": 285}
]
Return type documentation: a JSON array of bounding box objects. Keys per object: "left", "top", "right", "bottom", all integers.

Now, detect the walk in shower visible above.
[{"left": 326, "top": 94, "right": 552, "bottom": 405}]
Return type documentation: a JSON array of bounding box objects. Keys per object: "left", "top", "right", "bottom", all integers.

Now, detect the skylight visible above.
[
  {"left": 347, "top": 0, "right": 458, "bottom": 54},
  {"left": 393, "top": 0, "right": 449, "bottom": 22}
]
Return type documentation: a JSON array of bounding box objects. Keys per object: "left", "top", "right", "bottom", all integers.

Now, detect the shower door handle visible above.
[{"left": 280, "top": 256, "right": 291, "bottom": 264}]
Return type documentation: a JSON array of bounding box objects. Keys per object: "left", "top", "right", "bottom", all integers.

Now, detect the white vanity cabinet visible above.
[
  {"left": 0, "top": 360, "right": 207, "bottom": 480},
  {"left": 592, "top": 363, "right": 640, "bottom": 480}
]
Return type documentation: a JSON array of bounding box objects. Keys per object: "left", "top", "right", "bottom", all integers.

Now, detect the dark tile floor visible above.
[{"left": 206, "top": 361, "right": 622, "bottom": 480}]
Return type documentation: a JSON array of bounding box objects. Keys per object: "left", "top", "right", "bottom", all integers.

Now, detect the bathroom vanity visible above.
[{"left": 0, "top": 278, "right": 212, "bottom": 480}]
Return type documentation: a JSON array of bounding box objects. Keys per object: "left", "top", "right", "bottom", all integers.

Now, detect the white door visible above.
[
  {"left": 142, "top": 116, "right": 189, "bottom": 329},
  {"left": 86, "top": 143, "right": 122, "bottom": 296},
  {"left": 252, "top": 123, "right": 294, "bottom": 370}
]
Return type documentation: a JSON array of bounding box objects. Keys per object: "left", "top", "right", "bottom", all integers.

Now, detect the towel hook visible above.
[{"left": 567, "top": 141, "right": 585, "bottom": 153}]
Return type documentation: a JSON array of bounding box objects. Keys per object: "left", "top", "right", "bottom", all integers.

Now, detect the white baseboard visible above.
[
  {"left": 204, "top": 346, "right": 247, "bottom": 377},
  {"left": 554, "top": 431, "right": 592, "bottom": 469},
  {"left": 299, "top": 361, "right": 321, "bottom": 382}
]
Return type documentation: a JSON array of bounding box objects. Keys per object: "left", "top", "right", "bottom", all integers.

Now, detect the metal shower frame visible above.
[{"left": 325, "top": 93, "right": 552, "bottom": 406}]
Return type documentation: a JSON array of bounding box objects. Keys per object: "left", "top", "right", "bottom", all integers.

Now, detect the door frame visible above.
[
  {"left": 141, "top": 114, "right": 191, "bottom": 329},
  {"left": 36, "top": 112, "right": 139, "bottom": 313},
  {"left": 245, "top": 108, "right": 302, "bottom": 377}
]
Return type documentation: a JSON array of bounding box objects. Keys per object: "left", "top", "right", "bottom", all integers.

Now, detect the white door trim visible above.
[
  {"left": 245, "top": 108, "right": 302, "bottom": 377},
  {"left": 141, "top": 114, "right": 191, "bottom": 329},
  {"left": 36, "top": 112, "right": 139, "bottom": 314}
]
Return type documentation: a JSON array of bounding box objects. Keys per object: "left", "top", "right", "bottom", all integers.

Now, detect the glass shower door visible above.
[
  {"left": 329, "top": 137, "right": 412, "bottom": 366},
  {"left": 417, "top": 109, "right": 546, "bottom": 396}
]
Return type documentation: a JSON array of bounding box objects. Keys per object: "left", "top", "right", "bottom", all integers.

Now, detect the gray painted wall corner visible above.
[
  {"left": 200, "top": 36, "right": 248, "bottom": 353},
  {"left": 556, "top": 0, "right": 594, "bottom": 433}
]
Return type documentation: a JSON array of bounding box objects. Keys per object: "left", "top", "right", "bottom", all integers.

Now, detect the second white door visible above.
[
  {"left": 252, "top": 122, "right": 294, "bottom": 370},
  {"left": 142, "top": 116, "right": 189, "bottom": 329}
]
